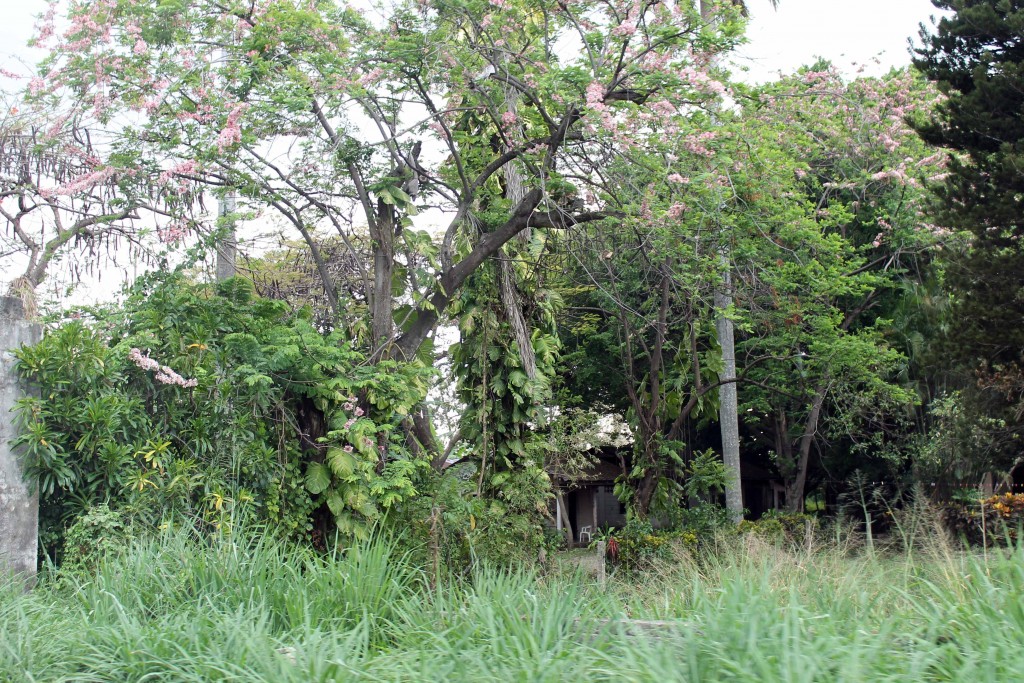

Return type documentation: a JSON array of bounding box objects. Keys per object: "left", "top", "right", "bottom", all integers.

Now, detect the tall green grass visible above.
[{"left": 3, "top": 524, "right": 1024, "bottom": 681}]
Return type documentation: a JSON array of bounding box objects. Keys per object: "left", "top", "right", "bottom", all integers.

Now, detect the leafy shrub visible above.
[
  {"left": 738, "top": 511, "right": 817, "bottom": 545},
  {"left": 386, "top": 460, "right": 551, "bottom": 577},
  {"left": 13, "top": 273, "right": 432, "bottom": 559},
  {"left": 542, "top": 524, "right": 568, "bottom": 552},
  {"left": 603, "top": 520, "right": 696, "bottom": 573},
  {"left": 675, "top": 502, "right": 734, "bottom": 539},
  {"left": 60, "top": 504, "right": 135, "bottom": 575},
  {"left": 943, "top": 492, "right": 1024, "bottom": 545}
]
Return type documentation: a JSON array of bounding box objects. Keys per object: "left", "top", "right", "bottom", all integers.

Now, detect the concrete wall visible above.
[{"left": 0, "top": 297, "right": 40, "bottom": 586}]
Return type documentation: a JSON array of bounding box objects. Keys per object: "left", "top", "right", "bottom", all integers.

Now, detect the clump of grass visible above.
[{"left": 3, "top": 520, "right": 1024, "bottom": 681}]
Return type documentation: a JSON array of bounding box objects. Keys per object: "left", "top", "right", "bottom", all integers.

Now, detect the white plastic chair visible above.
[{"left": 578, "top": 525, "right": 592, "bottom": 544}]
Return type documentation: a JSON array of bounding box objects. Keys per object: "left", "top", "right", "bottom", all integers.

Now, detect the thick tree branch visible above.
[{"left": 393, "top": 188, "right": 543, "bottom": 359}]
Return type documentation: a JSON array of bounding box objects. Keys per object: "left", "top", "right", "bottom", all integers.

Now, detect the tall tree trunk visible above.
[
  {"left": 786, "top": 382, "right": 828, "bottom": 512},
  {"left": 496, "top": 85, "right": 538, "bottom": 379},
  {"left": 635, "top": 465, "right": 659, "bottom": 518},
  {"left": 715, "top": 264, "right": 743, "bottom": 523},
  {"left": 555, "top": 490, "right": 574, "bottom": 544},
  {"left": 699, "top": 0, "right": 763, "bottom": 522},
  {"left": 215, "top": 191, "right": 237, "bottom": 281},
  {"left": 216, "top": 45, "right": 238, "bottom": 282},
  {"left": 371, "top": 199, "right": 396, "bottom": 359}
]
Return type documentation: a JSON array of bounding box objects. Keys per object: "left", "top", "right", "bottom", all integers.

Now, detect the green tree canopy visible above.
[{"left": 913, "top": 0, "right": 1024, "bottom": 477}]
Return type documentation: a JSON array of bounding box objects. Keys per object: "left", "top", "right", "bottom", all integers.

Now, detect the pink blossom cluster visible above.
[
  {"left": 802, "top": 70, "right": 832, "bottom": 84},
  {"left": 40, "top": 167, "right": 116, "bottom": 198},
  {"left": 639, "top": 51, "right": 672, "bottom": 74},
  {"left": 923, "top": 223, "right": 952, "bottom": 238},
  {"left": 585, "top": 81, "right": 606, "bottom": 110},
  {"left": 339, "top": 398, "right": 366, "bottom": 451},
  {"left": 638, "top": 190, "right": 653, "bottom": 221},
  {"left": 682, "top": 131, "right": 716, "bottom": 158},
  {"left": 916, "top": 152, "right": 947, "bottom": 169},
  {"left": 360, "top": 67, "right": 384, "bottom": 87},
  {"left": 159, "top": 159, "right": 200, "bottom": 185},
  {"left": 870, "top": 168, "right": 911, "bottom": 184},
  {"left": 216, "top": 104, "right": 246, "bottom": 152},
  {"left": 611, "top": 21, "right": 637, "bottom": 37},
  {"left": 42, "top": 112, "right": 74, "bottom": 141},
  {"left": 341, "top": 401, "right": 365, "bottom": 430},
  {"left": 63, "top": 0, "right": 116, "bottom": 52},
  {"left": 32, "top": 2, "right": 57, "bottom": 47},
  {"left": 879, "top": 133, "right": 900, "bottom": 153},
  {"left": 62, "top": 144, "right": 100, "bottom": 166},
  {"left": 584, "top": 81, "right": 619, "bottom": 132},
  {"left": 649, "top": 99, "right": 676, "bottom": 117},
  {"left": 157, "top": 222, "right": 189, "bottom": 243},
  {"left": 440, "top": 50, "right": 459, "bottom": 69},
  {"left": 679, "top": 66, "right": 726, "bottom": 96},
  {"left": 129, "top": 348, "right": 199, "bottom": 388}
]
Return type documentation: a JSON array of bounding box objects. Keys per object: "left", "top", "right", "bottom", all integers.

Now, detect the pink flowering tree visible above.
[
  {"left": 31, "top": 0, "right": 747, "bottom": 470},
  {"left": 0, "top": 88, "right": 199, "bottom": 301},
  {"left": 552, "top": 64, "right": 950, "bottom": 516},
  {"left": 30, "top": 0, "right": 743, "bottom": 325},
  {"left": 727, "top": 65, "right": 953, "bottom": 511}
]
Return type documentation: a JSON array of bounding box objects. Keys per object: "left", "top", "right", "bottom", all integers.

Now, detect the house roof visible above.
[{"left": 553, "top": 457, "right": 623, "bottom": 484}]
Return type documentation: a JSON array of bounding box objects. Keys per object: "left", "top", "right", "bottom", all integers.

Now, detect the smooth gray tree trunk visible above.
[
  {"left": 715, "top": 267, "right": 743, "bottom": 523},
  {"left": 215, "top": 191, "right": 237, "bottom": 281}
]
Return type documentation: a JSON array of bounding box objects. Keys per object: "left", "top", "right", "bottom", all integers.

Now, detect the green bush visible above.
[
  {"left": 376, "top": 459, "right": 553, "bottom": 578},
  {"left": 603, "top": 520, "right": 696, "bottom": 573},
  {"left": 943, "top": 492, "right": 1024, "bottom": 546},
  {"left": 675, "top": 502, "right": 734, "bottom": 539},
  {"left": 13, "top": 273, "right": 432, "bottom": 559},
  {"left": 59, "top": 504, "right": 135, "bottom": 575},
  {"left": 738, "top": 511, "right": 818, "bottom": 545}
]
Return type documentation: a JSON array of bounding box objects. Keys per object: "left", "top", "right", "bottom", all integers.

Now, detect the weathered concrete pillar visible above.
[{"left": 0, "top": 297, "right": 41, "bottom": 587}]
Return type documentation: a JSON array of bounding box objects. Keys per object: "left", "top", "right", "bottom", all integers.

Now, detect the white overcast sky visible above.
[
  {"left": 2, "top": 0, "right": 946, "bottom": 84},
  {"left": 735, "top": 0, "right": 946, "bottom": 81}
]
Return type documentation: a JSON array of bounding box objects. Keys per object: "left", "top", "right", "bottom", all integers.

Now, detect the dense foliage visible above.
[
  {"left": 14, "top": 275, "right": 430, "bottom": 557},
  {"left": 4, "top": 0, "right": 1024, "bottom": 566},
  {"left": 912, "top": 0, "right": 1024, "bottom": 481},
  {"left": 943, "top": 492, "right": 1024, "bottom": 546}
]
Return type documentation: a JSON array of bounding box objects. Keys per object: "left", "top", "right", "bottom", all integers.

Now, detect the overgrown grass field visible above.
[{"left": 3, "top": 527, "right": 1023, "bottom": 681}]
